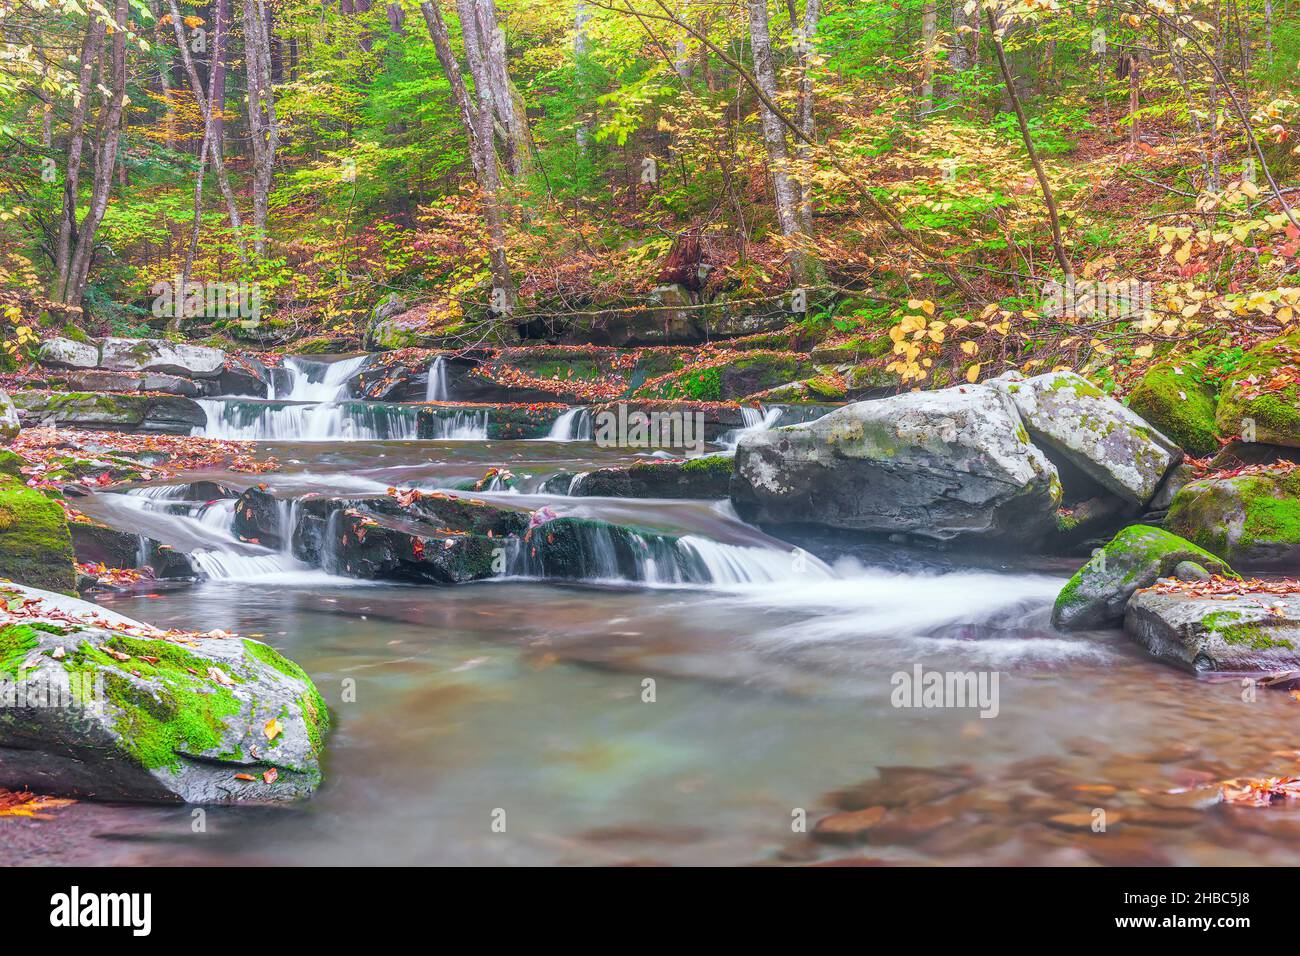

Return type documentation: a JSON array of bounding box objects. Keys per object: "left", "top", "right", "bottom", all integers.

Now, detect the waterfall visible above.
[
  {"left": 719, "top": 405, "right": 783, "bottom": 447},
  {"left": 676, "top": 536, "right": 834, "bottom": 585},
  {"left": 189, "top": 550, "right": 306, "bottom": 581},
  {"left": 426, "top": 356, "right": 450, "bottom": 401},
  {"left": 423, "top": 408, "right": 490, "bottom": 440},
  {"left": 547, "top": 407, "right": 593, "bottom": 441},
  {"left": 273, "top": 355, "right": 370, "bottom": 401},
  {"left": 193, "top": 399, "right": 424, "bottom": 442}
]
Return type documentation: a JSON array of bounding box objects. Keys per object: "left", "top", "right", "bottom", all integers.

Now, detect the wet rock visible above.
[
  {"left": 0, "top": 583, "right": 327, "bottom": 804},
  {"left": 731, "top": 383, "right": 1061, "bottom": 543},
  {"left": 588, "top": 400, "right": 750, "bottom": 444},
  {"left": 1174, "top": 560, "right": 1211, "bottom": 582},
  {"left": 9, "top": 391, "right": 207, "bottom": 434},
  {"left": 49, "top": 369, "right": 205, "bottom": 397},
  {"left": 514, "top": 517, "right": 693, "bottom": 582},
  {"left": 811, "top": 806, "right": 887, "bottom": 843},
  {"left": 218, "top": 355, "right": 272, "bottom": 397},
  {"left": 1051, "top": 524, "right": 1235, "bottom": 630},
  {"left": 232, "top": 487, "right": 285, "bottom": 549},
  {"left": 994, "top": 371, "right": 1181, "bottom": 505},
  {"left": 867, "top": 804, "right": 958, "bottom": 844},
  {"left": 571, "top": 455, "right": 733, "bottom": 499},
  {"left": 834, "top": 765, "right": 978, "bottom": 811},
  {"left": 1147, "top": 462, "right": 1197, "bottom": 513},
  {"left": 0, "top": 391, "right": 18, "bottom": 443},
  {"left": 634, "top": 351, "right": 822, "bottom": 401},
  {"left": 37, "top": 337, "right": 98, "bottom": 370},
  {"left": 1125, "top": 590, "right": 1300, "bottom": 673},
  {"left": 1165, "top": 466, "right": 1300, "bottom": 570}
]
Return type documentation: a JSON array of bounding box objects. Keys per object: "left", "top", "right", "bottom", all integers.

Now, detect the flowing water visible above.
[{"left": 24, "top": 377, "right": 1300, "bottom": 867}]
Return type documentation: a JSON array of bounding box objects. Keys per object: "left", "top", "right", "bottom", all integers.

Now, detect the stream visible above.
[{"left": 24, "top": 356, "right": 1300, "bottom": 866}]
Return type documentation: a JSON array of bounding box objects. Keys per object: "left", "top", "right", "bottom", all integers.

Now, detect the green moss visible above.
[
  {"left": 0, "top": 450, "right": 28, "bottom": 479},
  {"left": 1126, "top": 356, "right": 1220, "bottom": 455},
  {"left": 0, "top": 475, "right": 76, "bottom": 594},
  {"left": 1168, "top": 469, "right": 1300, "bottom": 562},
  {"left": 1203, "top": 611, "right": 1296, "bottom": 650},
  {"left": 243, "top": 638, "right": 330, "bottom": 757},
  {"left": 0, "top": 623, "right": 39, "bottom": 676},
  {"left": 1049, "top": 374, "right": 1105, "bottom": 398},
  {"left": 1214, "top": 330, "right": 1300, "bottom": 445}
]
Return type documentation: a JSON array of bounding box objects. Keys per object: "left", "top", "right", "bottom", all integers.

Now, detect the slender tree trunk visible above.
[
  {"left": 53, "top": 14, "right": 106, "bottom": 302},
  {"left": 794, "top": 0, "right": 821, "bottom": 232},
  {"left": 243, "top": 0, "right": 279, "bottom": 256},
  {"left": 64, "top": 0, "right": 129, "bottom": 306},
  {"left": 747, "top": 0, "right": 806, "bottom": 285},
  {"left": 920, "top": 2, "right": 937, "bottom": 107},
  {"left": 987, "top": 8, "right": 1072, "bottom": 280},
  {"left": 421, "top": 0, "right": 515, "bottom": 311},
  {"left": 575, "top": 1, "right": 591, "bottom": 150}
]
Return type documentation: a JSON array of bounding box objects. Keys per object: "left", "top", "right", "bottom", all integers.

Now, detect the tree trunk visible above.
[
  {"left": 243, "top": 0, "right": 279, "bottom": 256},
  {"left": 794, "top": 0, "right": 821, "bottom": 233},
  {"left": 920, "top": 2, "right": 937, "bottom": 107},
  {"left": 52, "top": 14, "right": 106, "bottom": 302},
  {"left": 421, "top": 0, "right": 515, "bottom": 312},
  {"left": 63, "top": 0, "right": 129, "bottom": 307},
  {"left": 747, "top": 0, "right": 806, "bottom": 285}
]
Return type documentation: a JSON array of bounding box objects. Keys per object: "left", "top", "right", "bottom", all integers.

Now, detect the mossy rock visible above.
[
  {"left": 1052, "top": 524, "right": 1234, "bottom": 630},
  {"left": 1165, "top": 466, "right": 1300, "bottom": 569},
  {"left": 0, "top": 584, "right": 329, "bottom": 803},
  {"left": 1214, "top": 329, "right": 1300, "bottom": 448},
  {"left": 571, "top": 454, "right": 734, "bottom": 499},
  {"left": 1126, "top": 589, "right": 1300, "bottom": 673},
  {"left": 635, "top": 352, "right": 819, "bottom": 401},
  {"left": 1126, "top": 354, "right": 1220, "bottom": 456},
  {"left": 0, "top": 450, "right": 28, "bottom": 479},
  {"left": 0, "top": 475, "right": 76, "bottom": 594}
]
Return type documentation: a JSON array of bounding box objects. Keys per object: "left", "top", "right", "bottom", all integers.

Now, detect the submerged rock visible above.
[
  {"left": 0, "top": 475, "right": 75, "bottom": 594},
  {"left": 1125, "top": 589, "right": 1300, "bottom": 673},
  {"left": 1051, "top": 524, "right": 1234, "bottom": 630},
  {"left": 1164, "top": 466, "right": 1300, "bottom": 570},
  {"left": 0, "top": 583, "right": 328, "bottom": 803},
  {"left": 995, "top": 371, "right": 1181, "bottom": 505},
  {"left": 571, "top": 455, "right": 733, "bottom": 499},
  {"left": 730, "top": 383, "right": 1061, "bottom": 543}
]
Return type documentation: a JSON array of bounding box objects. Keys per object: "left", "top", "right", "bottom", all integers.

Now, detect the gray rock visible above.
[
  {"left": 571, "top": 455, "right": 734, "bottom": 498},
  {"left": 10, "top": 391, "right": 206, "bottom": 434},
  {"left": 1165, "top": 467, "right": 1300, "bottom": 570},
  {"left": 0, "top": 583, "right": 328, "bottom": 803},
  {"left": 1148, "top": 461, "right": 1197, "bottom": 512},
  {"left": 1126, "top": 589, "right": 1300, "bottom": 673},
  {"left": 1174, "top": 560, "right": 1211, "bottom": 582},
  {"left": 1052, "top": 524, "right": 1234, "bottom": 630},
  {"left": 98, "top": 337, "right": 227, "bottom": 378},
  {"left": 731, "top": 383, "right": 1061, "bottom": 542},
  {"left": 0, "top": 390, "right": 18, "bottom": 442},
  {"left": 995, "top": 371, "right": 1181, "bottom": 505},
  {"left": 37, "top": 337, "right": 99, "bottom": 370}
]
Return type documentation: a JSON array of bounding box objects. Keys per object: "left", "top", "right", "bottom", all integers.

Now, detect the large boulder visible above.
[
  {"left": 98, "top": 337, "right": 226, "bottom": 379},
  {"left": 1214, "top": 329, "right": 1300, "bottom": 448},
  {"left": 1165, "top": 466, "right": 1300, "bottom": 569},
  {"left": 995, "top": 371, "right": 1181, "bottom": 505},
  {"left": 1126, "top": 587, "right": 1300, "bottom": 673},
  {"left": 730, "top": 383, "right": 1061, "bottom": 543},
  {"left": 0, "top": 475, "right": 75, "bottom": 594},
  {"left": 0, "top": 583, "right": 328, "bottom": 803},
  {"left": 37, "top": 337, "right": 99, "bottom": 370},
  {"left": 9, "top": 391, "right": 206, "bottom": 434},
  {"left": 1051, "top": 524, "right": 1234, "bottom": 630},
  {"left": 571, "top": 455, "right": 734, "bottom": 498},
  {"left": 1126, "top": 355, "right": 1221, "bottom": 457},
  {"left": 0, "top": 391, "right": 19, "bottom": 443}
]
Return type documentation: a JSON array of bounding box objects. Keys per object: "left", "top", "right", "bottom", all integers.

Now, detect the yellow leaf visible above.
[
  {"left": 1134, "top": 344, "right": 1154, "bottom": 358},
  {"left": 264, "top": 717, "right": 283, "bottom": 742},
  {"left": 966, "top": 363, "right": 981, "bottom": 383},
  {"left": 960, "top": 341, "right": 978, "bottom": 355}
]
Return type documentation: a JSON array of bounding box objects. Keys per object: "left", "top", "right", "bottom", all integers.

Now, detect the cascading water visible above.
[
  {"left": 193, "top": 399, "right": 425, "bottom": 441},
  {"left": 546, "top": 408, "right": 594, "bottom": 441},
  {"left": 274, "top": 355, "right": 370, "bottom": 401},
  {"left": 423, "top": 408, "right": 489, "bottom": 440},
  {"left": 426, "top": 356, "right": 450, "bottom": 401},
  {"left": 719, "top": 405, "right": 783, "bottom": 447}
]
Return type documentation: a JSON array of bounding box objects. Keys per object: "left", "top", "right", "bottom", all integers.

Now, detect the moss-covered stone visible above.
[
  {"left": 635, "top": 352, "right": 820, "bottom": 401},
  {"left": 1214, "top": 329, "right": 1300, "bottom": 447},
  {"left": 0, "top": 475, "right": 76, "bottom": 594},
  {"left": 1126, "top": 354, "right": 1220, "bottom": 456},
  {"left": 1052, "top": 523, "right": 1235, "bottom": 630},
  {"left": 1165, "top": 466, "right": 1300, "bottom": 568}
]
